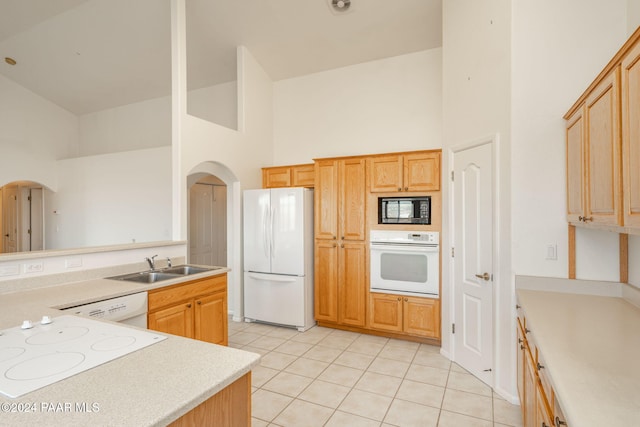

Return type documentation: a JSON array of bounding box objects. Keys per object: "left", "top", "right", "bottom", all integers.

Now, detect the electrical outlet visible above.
[
  {"left": 545, "top": 244, "right": 558, "bottom": 260},
  {"left": 0, "top": 265, "right": 20, "bottom": 276},
  {"left": 23, "top": 262, "right": 44, "bottom": 274},
  {"left": 65, "top": 257, "right": 83, "bottom": 268}
]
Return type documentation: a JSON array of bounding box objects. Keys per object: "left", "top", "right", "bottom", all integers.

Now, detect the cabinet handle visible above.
[
  {"left": 333, "top": 243, "right": 337, "bottom": 247},
  {"left": 404, "top": 298, "right": 408, "bottom": 302},
  {"left": 341, "top": 236, "right": 344, "bottom": 240},
  {"left": 516, "top": 304, "right": 521, "bottom": 309},
  {"left": 404, "top": 187, "right": 408, "bottom": 191},
  {"left": 520, "top": 345, "right": 525, "bottom": 350},
  {"left": 186, "top": 303, "right": 192, "bottom": 308},
  {"left": 197, "top": 301, "right": 202, "bottom": 305},
  {"left": 555, "top": 416, "right": 567, "bottom": 426},
  {"left": 583, "top": 216, "right": 593, "bottom": 222},
  {"left": 525, "top": 328, "right": 531, "bottom": 334},
  {"left": 537, "top": 362, "right": 545, "bottom": 371},
  {"left": 518, "top": 338, "right": 523, "bottom": 344},
  {"left": 578, "top": 215, "right": 583, "bottom": 221},
  {"left": 398, "top": 187, "right": 402, "bottom": 191},
  {"left": 397, "top": 297, "right": 401, "bottom": 301},
  {"left": 340, "top": 244, "right": 344, "bottom": 248}
]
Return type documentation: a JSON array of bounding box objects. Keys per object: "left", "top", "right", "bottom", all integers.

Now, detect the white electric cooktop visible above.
[{"left": 0, "top": 315, "right": 166, "bottom": 398}]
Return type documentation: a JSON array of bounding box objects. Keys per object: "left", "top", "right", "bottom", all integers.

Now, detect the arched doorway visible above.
[
  {"left": 0, "top": 180, "right": 49, "bottom": 253},
  {"left": 187, "top": 162, "right": 243, "bottom": 321}
]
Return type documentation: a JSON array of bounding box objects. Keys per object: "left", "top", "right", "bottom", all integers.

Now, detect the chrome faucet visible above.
[{"left": 145, "top": 254, "right": 158, "bottom": 270}]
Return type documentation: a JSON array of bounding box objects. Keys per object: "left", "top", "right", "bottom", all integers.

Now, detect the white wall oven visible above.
[{"left": 370, "top": 230, "right": 439, "bottom": 298}]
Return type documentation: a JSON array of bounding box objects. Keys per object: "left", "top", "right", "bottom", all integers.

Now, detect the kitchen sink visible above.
[
  {"left": 107, "top": 271, "right": 181, "bottom": 283},
  {"left": 106, "top": 265, "right": 220, "bottom": 283},
  {"left": 161, "top": 265, "right": 219, "bottom": 275}
]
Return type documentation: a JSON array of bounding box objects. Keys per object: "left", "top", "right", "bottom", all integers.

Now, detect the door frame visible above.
[{"left": 447, "top": 134, "right": 502, "bottom": 387}]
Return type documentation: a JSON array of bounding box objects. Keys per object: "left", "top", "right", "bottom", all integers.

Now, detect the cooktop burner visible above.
[{"left": 0, "top": 315, "right": 166, "bottom": 398}]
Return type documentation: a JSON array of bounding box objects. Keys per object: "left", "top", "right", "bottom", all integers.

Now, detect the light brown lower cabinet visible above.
[
  {"left": 517, "top": 314, "right": 568, "bottom": 427},
  {"left": 148, "top": 273, "right": 228, "bottom": 346},
  {"left": 168, "top": 372, "right": 251, "bottom": 427},
  {"left": 369, "top": 293, "right": 440, "bottom": 339}
]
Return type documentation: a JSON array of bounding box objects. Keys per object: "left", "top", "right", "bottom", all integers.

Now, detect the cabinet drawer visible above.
[{"left": 149, "top": 274, "right": 227, "bottom": 311}]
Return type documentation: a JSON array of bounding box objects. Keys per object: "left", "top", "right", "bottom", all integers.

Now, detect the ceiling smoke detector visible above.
[{"left": 329, "top": 0, "right": 352, "bottom": 14}]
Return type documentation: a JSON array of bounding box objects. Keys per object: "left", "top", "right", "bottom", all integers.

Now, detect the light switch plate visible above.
[{"left": 545, "top": 244, "right": 558, "bottom": 260}]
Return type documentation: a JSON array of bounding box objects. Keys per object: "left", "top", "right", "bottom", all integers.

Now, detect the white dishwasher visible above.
[{"left": 61, "top": 292, "right": 148, "bottom": 328}]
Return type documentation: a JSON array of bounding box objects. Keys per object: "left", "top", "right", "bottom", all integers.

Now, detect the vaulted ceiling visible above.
[{"left": 0, "top": 0, "right": 441, "bottom": 115}]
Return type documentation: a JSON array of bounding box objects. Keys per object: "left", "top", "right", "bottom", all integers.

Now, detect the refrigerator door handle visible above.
[
  {"left": 247, "top": 272, "right": 298, "bottom": 282},
  {"left": 270, "top": 206, "right": 276, "bottom": 258},
  {"left": 262, "top": 204, "right": 269, "bottom": 258}
]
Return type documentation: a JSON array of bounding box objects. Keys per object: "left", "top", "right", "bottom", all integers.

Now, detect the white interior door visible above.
[
  {"left": 2, "top": 185, "right": 18, "bottom": 253},
  {"left": 189, "top": 183, "right": 214, "bottom": 265},
  {"left": 452, "top": 141, "right": 494, "bottom": 386},
  {"left": 29, "top": 188, "right": 44, "bottom": 251}
]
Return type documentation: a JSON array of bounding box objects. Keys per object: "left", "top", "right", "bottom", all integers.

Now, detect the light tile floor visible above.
[{"left": 228, "top": 319, "right": 522, "bottom": 427}]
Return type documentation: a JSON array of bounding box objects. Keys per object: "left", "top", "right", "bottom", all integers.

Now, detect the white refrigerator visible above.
[{"left": 243, "top": 187, "right": 315, "bottom": 331}]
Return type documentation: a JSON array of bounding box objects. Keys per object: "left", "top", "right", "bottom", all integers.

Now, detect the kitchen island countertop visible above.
[{"left": 0, "top": 268, "right": 260, "bottom": 426}]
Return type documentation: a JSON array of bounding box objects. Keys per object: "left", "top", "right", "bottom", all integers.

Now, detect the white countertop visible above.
[
  {"left": 517, "top": 289, "right": 640, "bottom": 427},
  {"left": 0, "top": 269, "right": 260, "bottom": 426}
]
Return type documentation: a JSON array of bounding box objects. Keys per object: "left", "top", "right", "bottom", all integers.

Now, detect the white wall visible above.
[
  {"left": 442, "top": 0, "right": 513, "bottom": 400},
  {"left": 0, "top": 74, "right": 78, "bottom": 190},
  {"left": 273, "top": 49, "right": 442, "bottom": 164},
  {"left": 511, "top": 0, "right": 628, "bottom": 281},
  {"left": 187, "top": 81, "right": 238, "bottom": 131},
  {"left": 79, "top": 95, "right": 171, "bottom": 156},
  {"left": 629, "top": 0, "right": 640, "bottom": 32},
  {"left": 47, "top": 147, "right": 172, "bottom": 249}
]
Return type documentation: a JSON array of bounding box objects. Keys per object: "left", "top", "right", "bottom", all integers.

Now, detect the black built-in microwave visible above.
[{"left": 378, "top": 196, "right": 431, "bottom": 225}]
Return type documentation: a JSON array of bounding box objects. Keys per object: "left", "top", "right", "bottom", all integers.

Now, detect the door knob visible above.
[{"left": 475, "top": 272, "right": 490, "bottom": 281}]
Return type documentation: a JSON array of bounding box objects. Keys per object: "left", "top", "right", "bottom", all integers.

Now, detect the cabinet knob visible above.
[
  {"left": 516, "top": 304, "right": 521, "bottom": 309},
  {"left": 398, "top": 187, "right": 402, "bottom": 191},
  {"left": 537, "top": 362, "right": 545, "bottom": 371},
  {"left": 520, "top": 345, "right": 525, "bottom": 350},
  {"left": 333, "top": 243, "right": 337, "bottom": 247},
  {"left": 404, "top": 187, "right": 408, "bottom": 191},
  {"left": 404, "top": 298, "right": 408, "bottom": 302},
  {"left": 333, "top": 236, "right": 337, "bottom": 240},
  {"left": 340, "top": 244, "right": 344, "bottom": 248},
  {"left": 542, "top": 423, "right": 550, "bottom": 427},
  {"left": 525, "top": 328, "right": 531, "bottom": 334},
  {"left": 518, "top": 338, "right": 523, "bottom": 344},
  {"left": 197, "top": 301, "right": 202, "bottom": 305},
  {"left": 187, "top": 303, "right": 192, "bottom": 308},
  {"left": 555, "top": 416, "right": 567, "bottom": 426},
  {"left": 397, "top": 297, "right": 401, "bottom": 301}
]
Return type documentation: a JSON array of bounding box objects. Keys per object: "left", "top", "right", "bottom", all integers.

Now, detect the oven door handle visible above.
[{"left": 369, "top": 243, "right": 439, "bottom": 253}]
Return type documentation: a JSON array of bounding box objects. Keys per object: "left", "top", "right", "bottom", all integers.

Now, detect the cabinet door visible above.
[
  {"left": 369, "top": 293, "right": 403, "bottom": 332},
  {"left": 291, "top": 164, "right": 315, "bottom": 187},
  {"left": 584, "top": 68, "right": 622, "bottom": 226},
  {"left": 340, "top": 158, "right": 366, "bottom": 241},
  {"left": 523, "top": 347, "right": 537, "bottom": 427},
  {"left": 262, "top": 167, "right": 291, "bottom": 188},
  {"left": 338, "top": 241, "right": 367, "bottom": 327},
  {"left": 148, "top": 302, "right": 194, "bottom": 339},
  {"left": 403, "top": 296, "right": 440, "bottom": 338},
  {"left": 566, "top": 106, "right": 585, "bottom": 222},
  {"left": 195, "top": 291, "right": 228, "bottom": 346},
  {"left": 314, "top": 240, "right": 339, "bottom": 322},
  {"left": 622, "top": 40, "right": 640, "bottom": 228},
  {"left": 517, "top": 323, "right": 526, "bottom": 406},
  {"left": 314, "top": 160, "right": 339, "bottom": 240},
  {"left": 369, "top": 155, "right": 403, "bottom": 192},
  {"left": 404, "top": 152, "right": 440, "bottom": 191}
]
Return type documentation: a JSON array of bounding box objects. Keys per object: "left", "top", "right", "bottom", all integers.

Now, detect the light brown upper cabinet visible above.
[
  {"left": 622, "top": 39, "right": 640, "bottom": 228},
  {"left": 369, "top": 151, "right": 441, "bottom": 193},
  {"left": 565, "top": 26, "right": 640, "bottom": 232},
  {"left": 262, "top": 164, "right": 315, "bottom": 188},
  {"left": 583, "top": 68, "right": 622, "bottom": 226},
  {"left": 314, "top": 157, "right": 367, "bottom": 328}
]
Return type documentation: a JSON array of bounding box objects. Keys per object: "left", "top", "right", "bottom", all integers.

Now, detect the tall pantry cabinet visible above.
[{"left": 314, "top": 157, "right": 367, "bottom": 328}]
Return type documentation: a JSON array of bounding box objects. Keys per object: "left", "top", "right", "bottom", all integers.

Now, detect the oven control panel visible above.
[{"left": 370, "top": 230, "right": 439, "bottom": 245}]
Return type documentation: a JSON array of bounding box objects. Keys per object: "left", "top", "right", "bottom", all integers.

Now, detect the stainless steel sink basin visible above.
[
  {"left": 107, "top": 271, "right": 181, "bottom": 283},
  {"left": 106, "top": 265, "right": 220, "bottom": 283},
  {"left": 161, "top": 265, "right": 219, "bottom": 275}
]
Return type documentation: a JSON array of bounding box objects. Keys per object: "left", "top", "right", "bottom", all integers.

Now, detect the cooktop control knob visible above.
[
  {"left": 21, "top": 320, "right": 34, "bottom": 329},
  {"left": 41, "top": 315, "right": 52, "bottom": 325}
]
